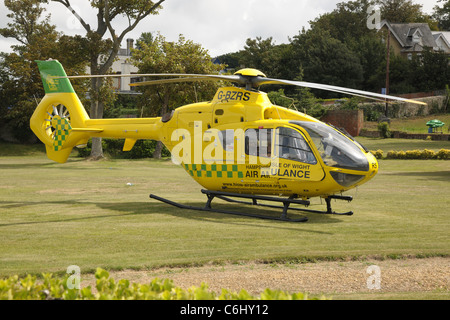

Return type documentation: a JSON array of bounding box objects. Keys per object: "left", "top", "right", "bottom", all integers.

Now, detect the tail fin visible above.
[
  {"left": 36, "top": 59, "right": 77, "bottom": 94},
  {"left": 31, "top": 60, "right": 91, "bottom": 163},
  {"left": 31, "top": 60, "right": 163, "bottom": 163}
]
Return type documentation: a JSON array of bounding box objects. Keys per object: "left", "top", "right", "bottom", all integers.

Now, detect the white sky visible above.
[{"left": 0, "top": 0, "right": 438, "bottom": 57}]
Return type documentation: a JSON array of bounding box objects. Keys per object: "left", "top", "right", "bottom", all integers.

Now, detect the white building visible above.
[
  {"left": 431, "top": 31, "right": 450, "bottom": 54},
  {"left": 110, "top": 38, "right": 139, "bottom": 93}
]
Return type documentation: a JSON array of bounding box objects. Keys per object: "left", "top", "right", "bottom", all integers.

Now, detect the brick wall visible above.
[
  {"left": 320, "top": 109, "right": 364, "bottom": 136},
  {"left": 392, "top": 131, "right": 450, "bottom": 141},
  {"left": 359, "top": 129, "right": 450, "bottom": 141}
]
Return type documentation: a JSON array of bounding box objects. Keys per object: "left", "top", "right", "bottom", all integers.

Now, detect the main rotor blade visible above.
[
  {"left": 54, "top": 70, "right": 426, "bottom": 106},
  {"left": 256, "top": 78, "right": 427, "bottom": 105},
  {"left": 55, "top": 73, "right": 242, "bottom": 82},
  {"left": 130, "top": 77, "right": 225, "bottom": 87},
  {"left": 54, "top": 73, "right": 200, "bottom": 79}
]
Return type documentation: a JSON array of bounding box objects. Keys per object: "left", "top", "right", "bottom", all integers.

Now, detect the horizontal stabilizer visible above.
[{"left": 71, "top": 128, "right": 104, "bottom": 133}]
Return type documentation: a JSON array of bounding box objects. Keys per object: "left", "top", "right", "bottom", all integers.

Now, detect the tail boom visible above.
[{"left": 31, "top": 59, "right": 163, "bottom": 163}]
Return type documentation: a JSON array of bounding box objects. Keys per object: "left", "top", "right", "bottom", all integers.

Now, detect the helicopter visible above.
[{"left": 30, "top": 59, "right": 426, "bottom": 222}]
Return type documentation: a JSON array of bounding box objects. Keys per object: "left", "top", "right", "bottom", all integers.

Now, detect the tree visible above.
[
  {"left": 377, "top": 0, "right": 432, "bottom": 23},
  {"left": 290, "top": 29, "right": 364, "bottom": 98},
  {"left": 410, "top": 49, "right": 450, "bottom": 92},
  {"left": 48, "top": 0, "right": 165, "bottom": 159},
  {"left": 239, "top": 37, "right": 278, "bottom": 74},
  {"left": 131, "top": 33, "right": 224, "bottom": 158},
  {"left": 0, "top": 0, "right": 88, "bottom": 142},
  {"left": 309, "top": 0, "right": 375, "bottom": 44},
  {"left": 306, "top": 0, "right": 386, "bottom": 91},
  {"left": 433, "top": 0, "right": 450, "bottom": 30},
  {"left": 215, "top": 51, "right": 241, "bottom": 71},
  {"left": 351, "top": 34, "right": 386, "bottom": 91}
]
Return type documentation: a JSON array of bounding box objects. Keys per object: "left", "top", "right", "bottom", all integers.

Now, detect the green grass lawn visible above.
[
  {"left": 363, "top": 114, "right": 450, "bottom": 134},
  {"left": 0, "top": 141, "right": 449, "bottom": 300},
  {"left": 0, "top": 149, "right": 449, "bottom": 275},
  {"left": 356, "top": 137, "right": 450, "bottom": 154}
]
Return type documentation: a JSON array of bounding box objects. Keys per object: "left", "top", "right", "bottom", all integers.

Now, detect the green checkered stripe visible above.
[
  {"left": 183, "top": 164, "right": 244, "bottom": 178},
  {"left": 53, "top": 117, "right": 72, "bottom": 151}
]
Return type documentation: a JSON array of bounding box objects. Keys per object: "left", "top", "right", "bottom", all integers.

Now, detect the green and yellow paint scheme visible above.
[{"left": 31, "top": 60, "right": 378, "bottom": 200}]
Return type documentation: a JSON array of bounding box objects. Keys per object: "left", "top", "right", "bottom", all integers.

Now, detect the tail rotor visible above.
[{"left": 31, "top": 60, "right": 90, "bottom": 163}]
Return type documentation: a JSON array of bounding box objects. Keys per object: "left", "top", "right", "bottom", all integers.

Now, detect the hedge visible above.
[
  {"left": 77, "top": 139, "right": 171, "bottom": 159},
  {"left": 0, "top": 268, "right": 325, "bottom": 300},
  {"left": 370, "top": 149, "right": 450, "bottom": 160}
]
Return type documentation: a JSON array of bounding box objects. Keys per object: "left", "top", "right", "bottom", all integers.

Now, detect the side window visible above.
[
  {"left": 276, "top": 127, "right": 316, "bottom": 164},
  {"left": 220, "top": 129, "right": 235, "bottom": 152},
  {"left": 245, "top": 128, "right": 272, "bottom": 158}
]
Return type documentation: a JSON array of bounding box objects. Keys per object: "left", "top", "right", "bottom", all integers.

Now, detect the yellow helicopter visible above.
[{"left": 30, "top": 59, "right": 426, "bottom": 222}]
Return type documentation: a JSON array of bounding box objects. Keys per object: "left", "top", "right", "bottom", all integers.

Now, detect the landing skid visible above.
[{"left": 150, "top": 189, "right": 353, "bottom": 222}]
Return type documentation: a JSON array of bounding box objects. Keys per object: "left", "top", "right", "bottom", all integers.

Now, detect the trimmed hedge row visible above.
[
  {"left": 77, "top": 139, "right": 171, "bottom": 159},
  {"left": 0, "top": 268, "right": 324, "bottom": 300},
  {"left": 370, "top": 149, "right": 450, "bottom": 160}
]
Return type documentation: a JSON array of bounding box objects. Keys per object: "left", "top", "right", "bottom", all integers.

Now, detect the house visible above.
[
  {"left": 110, "top": 38, "right": 139, "bottom": 93},
  {"left": 83, "top": 38, "right": 139, "bottom": 93},
  {"left": 432, "top": 31, "right": 450, "bottom": 54},
  {"left": 378, "top": 20, "right": 450, "bottom": 59}
]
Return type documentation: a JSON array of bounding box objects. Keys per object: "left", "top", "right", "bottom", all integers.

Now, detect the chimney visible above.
[{"left": 126, "top": 38, "right": 134, "bottom": 56}]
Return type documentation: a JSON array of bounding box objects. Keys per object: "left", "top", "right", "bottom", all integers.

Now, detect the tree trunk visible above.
[
  {"left": 153, "top": 141, "right": 163, "bottom": 159},
  {"left": 90, "top": 137, "right": 103, "bottom": 160},
  {"left": 89, "top": 70, "right": 105, "bottom": 160},
  {"left": 152, "top": 93, "right": 169, "bottom": 159}
]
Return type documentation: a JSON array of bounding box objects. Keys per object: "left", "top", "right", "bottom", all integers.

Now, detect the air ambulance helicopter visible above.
[{"left": 30, "top": 59, "right": 426, "bottom": 222}]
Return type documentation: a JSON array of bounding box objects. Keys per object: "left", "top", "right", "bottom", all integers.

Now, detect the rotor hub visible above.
[
  {"left": 233, "top": 68, "right": 266, "bottom": 78},
  {"left": 234, "top": 68, "right": 267, "bottom": 90}
]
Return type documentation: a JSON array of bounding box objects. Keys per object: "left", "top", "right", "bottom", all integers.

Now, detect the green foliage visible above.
[
  {"left": 131, "top": 32, "right": 224, "bottom": 159},
  {"left": 309, "top": 0, "right": 373, "bottom": 43},
  {"left": 131, "top": 33, "right": 224, "bottom": 118},
  {"left": 339, "top": 97, "right": 361, "bottom": 110},
  {"left": 292, "top": 87, "right": 328, "bottom": 118},
  {"left": 267, "top": 89, "right": 296, "bottom": 109},
  {"left": 384, "top": 149, "right": 450, "bottom": 159},
  {"left": 370, "top": 149, "right": 384, "bottom": 159},
  {"left": 365, "top": 108, "right": 382, "bottom": 122},
  {"left": 77, "top": 138, "right": 170, "bottom": 159},
  {"left": 377, "top": 122, "right": 392, "bottom": 138},
  {"left": 290, "top": 29, "right": 364, "bottom": 98},
  {"left": 433, "top": 0, "right": 450, "bottom": 30},
  {"left": 379, "top": 0, "right": 435, "bottom": 25},
  {"left": 0, "top": 268, "right": 324, "bottom": 300},
  {"left": 217, "top": 0, "right": 443, "bottom": 98},
  {"left": 410, "top": 49, "right": 450, "bottom": 93},
  {"left": 104, "top": 95, "right": 140, "bottom": 118},
  {"left": 0, "top": 0, "right": 88, "bottom": 142}
]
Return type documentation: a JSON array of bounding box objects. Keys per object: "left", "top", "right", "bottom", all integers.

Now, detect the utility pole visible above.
[{"left": 385, "top": 29, "right": 390, "bottom": 117}]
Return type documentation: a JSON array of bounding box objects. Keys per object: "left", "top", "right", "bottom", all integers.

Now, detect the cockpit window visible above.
[
  {"left": 291, "top": 121, "right": 369, "bottom": 171},
  {"left": 275, "top": 127, "right": 317, "bottom": 164}
]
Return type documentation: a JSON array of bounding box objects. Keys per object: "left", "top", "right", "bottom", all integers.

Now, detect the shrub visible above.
[
  {"left": 370, "top": 150, "right": 383, "bottom": 159},
  {"left": 436, "top": 149, "right": 450, "bottom": 160},
  {"left": 396, "top": 151, "right": 406, "bottom": 159},
  {"left": 420, "top": 149, "right": 435, "bottom": 159},
  {"left": 386, "top": 150, "right": 397, "bottom": 159},
  {"left": 384, "top": 149, "right": 449, "bottom": 160},
  {"left": 377, "top": 122, "right": 391, "bottom": 138},
  {"left": 0, "top": 268, "right": 325, "bottom": 300},
  {"left": 365, "top": 109, "right": 381, "bottom": 122},
  {"left": 77, "top": 139, "right": 170, "bottom": 159},
  {"left": 405, "top": 150, "right": 420, "bottom": 159}
]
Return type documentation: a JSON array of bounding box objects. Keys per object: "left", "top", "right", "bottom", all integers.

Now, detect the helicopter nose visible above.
[{"left": 368, "top": 152, "right": 379, "bottom": 179}]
